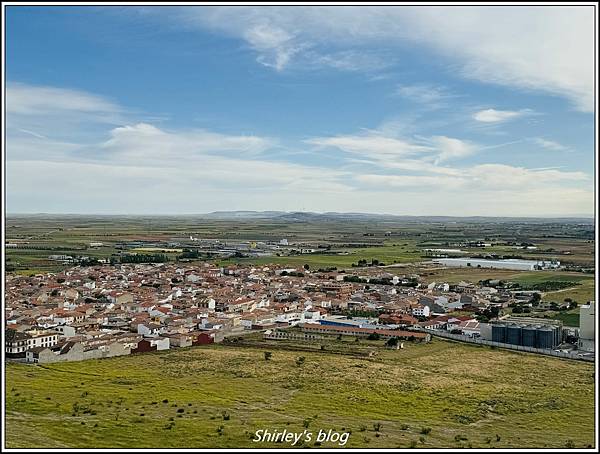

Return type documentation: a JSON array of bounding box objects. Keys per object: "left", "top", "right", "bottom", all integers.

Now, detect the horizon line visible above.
[{"left": 4, "top": 211, "right": 595, "bottom": 220}]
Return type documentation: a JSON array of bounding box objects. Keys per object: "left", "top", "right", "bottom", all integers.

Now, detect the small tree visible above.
[
  {"left": 386, "top": 337, "right": 399, "bottom": 347},
  {"left": 264, "top": 351, "right": 272, "bottom": 361}
]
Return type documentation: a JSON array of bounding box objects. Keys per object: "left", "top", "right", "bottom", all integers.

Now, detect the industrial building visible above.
[
  {"left": 578, "top": 301, "right": 595, "bottom": 352},
  {"left": 433, "top": 258, "right": 560, "bottom": 271},
  {"left": 481, "top": 321, "right": 562, "bottom": 349}
]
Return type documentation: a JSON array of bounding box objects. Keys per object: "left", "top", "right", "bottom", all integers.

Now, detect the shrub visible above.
[
  {"left": 373, "top": 422, "right": 382, "bottom": 432},
  {"left": 421, "top": 427, "right": 432, "bottom": 435},
  {"left": 264, "top": 351, "right": 273, "bottom": 361}
]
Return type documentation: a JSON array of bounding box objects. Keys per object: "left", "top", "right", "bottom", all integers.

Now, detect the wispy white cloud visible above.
[
  {"left": 169, "top": 6, "right": 594, "bottom": 111},
  {"left": 473, "top": 108, "right": 532, "bottom": 123},
  {"left": 308, "top": 49, "right": 391, "bottom": 72},
  {"left": 307, "top": 132, "right": 475, "bottom": 165},
  {"left": 100, "top": 123, "right": 276, "bottom": 159},
  {"left": 306, "top": 134, "right": 433, "bottom": 160},
  {"left": 17, "top": 129, "right": 47, "bottom": 139},
  {"left": 243, "top": 23, "right": 305, "bottom": 71},
  {"left": 427, "top": 136, "right": 476, "bottom": 164},
  {"left": 531, "top": 137, "right": 570, "bottom": 152},
  {"left": 7, "top": 82, "right": 121, "bottom": 117},
  {"left": 395, "top": 83, "right": 457, "bottom": 108}
]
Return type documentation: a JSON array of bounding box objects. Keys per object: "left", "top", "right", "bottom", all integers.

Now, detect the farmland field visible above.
[{"left": 5, "top": 340, "right": 595, "bottom": 449}]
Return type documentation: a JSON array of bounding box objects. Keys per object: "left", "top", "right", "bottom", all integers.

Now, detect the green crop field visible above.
[
  {"left": 6, "top": 340, "right": 594, "bottom": 449},
  {"left": 543, "top": 279, "right": 596, "bottom": 305},
  {"left": 220, "top": 242, "right": 424, "bottom": 269}
]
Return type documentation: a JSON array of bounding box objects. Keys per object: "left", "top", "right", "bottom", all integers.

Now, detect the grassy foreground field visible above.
[{"left": 6, "top": 340, "right": 595, "bottom": 449}]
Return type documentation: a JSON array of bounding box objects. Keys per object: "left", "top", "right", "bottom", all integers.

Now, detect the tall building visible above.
[{"left": 578, "top": 301, "right": 595, "bottom": 352}]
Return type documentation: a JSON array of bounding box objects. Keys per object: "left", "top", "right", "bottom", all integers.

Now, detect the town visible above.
[{"left": 5, "top": 257, "right": 594, "bottom": 364}]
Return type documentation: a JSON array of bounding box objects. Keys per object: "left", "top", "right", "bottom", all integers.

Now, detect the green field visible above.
[
  {"left": 220, "top": 242, "right": 423, "bottom": 269},
  {"left": 543, "top": 279, "right": 596, "bottom": 305},
  {"left": 6, "top": 340, "right": 594, "bottom": 449}
]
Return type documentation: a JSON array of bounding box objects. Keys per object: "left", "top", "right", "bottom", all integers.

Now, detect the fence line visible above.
[{"left": 422, "top": 329, "right": 594, "bottom": 362}]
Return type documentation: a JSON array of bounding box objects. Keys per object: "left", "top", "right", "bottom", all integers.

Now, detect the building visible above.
[
  {"left": 579, "top": 301, "right": 595, "bottom": 352},
  {"left": 433, "top": 258, "right": 559, "bottom": 271},
  {"left": 5, "top": 329, "right": 30, "bottom": 358},
  {"left": 301, "top": 323, "right": 430, "bottom": 342},
  {"left": 482, "top": 322, "right": 561, "bottom": 349},
  {"left": 412, "top": 305, "right": 431, "bottom": 317},
  {"left": 5, "top": 328, "right": 59, "bottom": 358}
]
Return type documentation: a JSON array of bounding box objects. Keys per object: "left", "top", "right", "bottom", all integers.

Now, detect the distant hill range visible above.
[
  {"left": 7, "top": 211, "right": 594, "bottom": 224},
  {"left": 201, "top": 211, "right": 593, "bottom": 224}
]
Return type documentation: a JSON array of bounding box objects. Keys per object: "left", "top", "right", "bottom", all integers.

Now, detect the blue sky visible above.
[{"left": 5, "top": 5, "right": 595, "bottom": 216}]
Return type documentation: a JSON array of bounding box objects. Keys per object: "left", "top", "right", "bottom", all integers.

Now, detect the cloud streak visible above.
[
  {"left": 473, "top": 108, "right": 532, "bottom": 123},
  {"left": 169, "top": 6, "right": 594, "bottom": 111}
]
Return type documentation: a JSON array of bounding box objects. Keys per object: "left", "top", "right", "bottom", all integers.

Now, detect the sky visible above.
[{"left": 4, "top": 5, "right": 596, "bottom": 217}]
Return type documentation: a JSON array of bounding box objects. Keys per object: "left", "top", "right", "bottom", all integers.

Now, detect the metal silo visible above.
[
  {"left": 554, "top": 326, "right": 561, "bottom": 347},
  {"left": 506, "top": 324, "right": 522, "bottom": 346},
  {"left": 492, "top": 324, "right": 506, "bottom": 343},
  {"left": 522, "top": 325, "right": 537, "bottom": 347},
  {"left": 537, "top": 326, "right": 554, "bottom": 349}
]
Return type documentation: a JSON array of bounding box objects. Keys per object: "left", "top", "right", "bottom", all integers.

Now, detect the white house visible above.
[
  {"left": 412, "top": 305, "right": 431, "bottom": 317},
  {"left": 149, "top": 337, "right": 170, "bottom": 351},
  {"left": 137, "top": 323, "right": 162, "bottom": 336}
]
